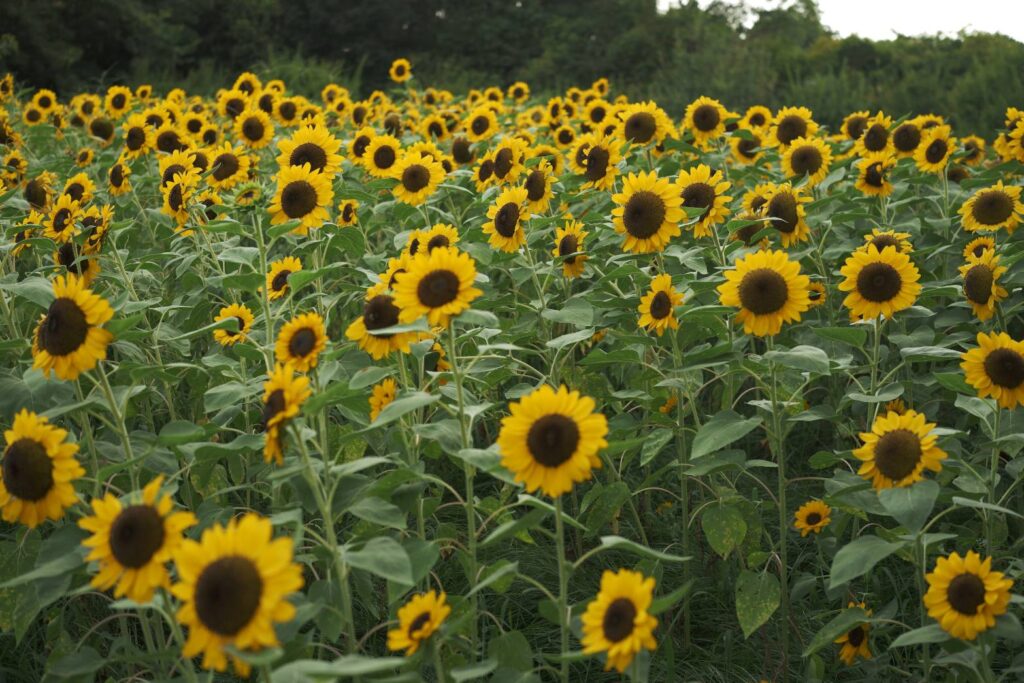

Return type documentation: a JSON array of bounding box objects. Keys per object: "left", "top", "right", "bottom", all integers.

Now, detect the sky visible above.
[{"left": 658, "top": 0, "right": 1024, "bottom": 42}]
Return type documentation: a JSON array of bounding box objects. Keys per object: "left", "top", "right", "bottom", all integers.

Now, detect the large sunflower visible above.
[
  {"left": 961, "top": 332, "right": 1024, "bottom": 409},
  {"left": 213, "top": 303, "right": 255, "bottom": 347},
  {"left": 618, "top": 102, "right": 674, "bottom": 146},
  {"left": 391, "top": 151, "right": 445, "bottom": 206},
  {"left": 207, "top": 143, "right": 251, "bottom": 190},
  {"left": 393, "top": 247, "right": 482, "bottom": 326},
  {"left": 275, "top": 312, "right": 328, "bottom": 372},
  {"left": 915, "top": 125, "right": 955, "bottom": 174},
  {"left": 497, "top": 384, "right": 608, "bottom": 497},
  {"left": 854, "top": 153, "right": 895, "bottom": 197},
  {"left": 769, "top": 106, "right": 818, "bottom": 149},
  {"left": 959, "top": 181, "right": 1024, "bottom": 234},
  {"left": 276, "top": 124, "right": 343, "bottom": 176},
  {"left": 684, "top": 96, "right": 728, "bottom": 149},
  {"left": 759, "top": 183, "right": 811, "bottom": 247},
  {"left": 234, "top": 108, "right": 274, "bottom": 149},
  {"left": 675, "top": 164, "right": 732, "bottom": 238},
  {"left": 79, "top": 476, "right": 196, "bottom": 603},
  {"left": 581, "top": 569, "right": 658, "bottom": 673},
  {"left": 637, "top": 274, "right": 683, "bottom": 337},
  {"left": 834, "top": 602, "right": 872, "bottom": 665},
  {"left": 268, "top": 164, "right": 333, "bottom": 236},
  {"left": 793, "top": 500, "right": 831, "bottom": 537},
  {"left": 611, "top": 171, "right": 684, "bottom": 254},
  {"left": 717, "top": 249, "right": 811, "bottom": 337},
  {"left": 363, "top": 134, "right": 403, "bottom": 178},
  {"left": 959, "top": 250, "right": 1007, "bottom": 321},
  {"left": 1, "top": 409, "right": 84, "bottom": 528},
  {"left": 924, "top": 551, "right": 1012, "bottom": 641},
  {"left": 781, "top": 136, "right": 832, "bottom": 186},
  {"left": 853, "top": 409, "right": 947, "bottom": 490},
  {"left": 553, "top": 220, "right": 588, "bottom": 279},
  {"left": 483, "top": 186, "right": 530, "bottom": 252},
  {"left": 387, "top": 590, "right": 451, "bottom": 655},
  {"left": 171, "top": 513, "right": 303, "bottom": 676},
  {"left": 838, "top": 245, "right": 921, "bottom": 320},
  {"left": 32, "top": 274, "right": 114, "bottom": 380}
]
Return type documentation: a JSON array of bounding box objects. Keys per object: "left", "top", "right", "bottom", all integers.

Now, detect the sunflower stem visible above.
[
  {"left": 668, "top": 328, "right": 692, "bottom": 648},
  {"left": 987, "top": 407, "right": 1002, "bottom": 551},
  {"left": 765, "top": 336, "right": 789, "bottom": 670},
  {"left": 73, "top": 380, "right": 102, "bottom": 497},
  {"left": 432, "top": 636, "right": 447, "bottom": 683},
  {"left": 252, "top": 209, "right": 275, "bottom": 372},
  {"left": 917, "top": 535, "right": 931, "bottom": 678},
  {"left": 96, "top": 363, "right": 137, "bottom": 490},
  {"left": 554, "top": 495, "right": 570, "bottom": 683}
]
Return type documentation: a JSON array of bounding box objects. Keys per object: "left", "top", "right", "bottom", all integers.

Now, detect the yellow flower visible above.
[
  {"left": 389, "top": 58, "right": 412, "bottom": 83},
  {"left": 637, "top": 274, "right": 683, "bottom": 337},
  {"left": 275, "top": 312, "right": 328, "bottom": 372},
  {"left": 552, "top": 220, "right": 588, "bottom": 279},
  {"left": 370, "top": 379, "right": 397, "bottom": 421},
  {"left": 717, "top": 249, "right": 811, "bottom": 337},
  {"left": 675, "top": 164, "right": 732, "bottom": 238},
  {"left": 853, "top": 409, "right": 947, "bottom": 489},
  {"left": 387, "top": 590, "right": 451, "bottom": 655},
  {"left": 837, "top": 245, "right": 921, "bottom": 320},
  {"left": 268, "top": 164, "right": 334, "bottom": 235},
  {"left": 924, "top": 550, "right": 1012, "bottom": 640},
  {"left": 213, "top": 304, "right": 254, "bottom": 346},
  {"left": 393, "top": 247, "right": 482, "bottom": 326},
  {"left": 611, "top": 171, "right": 684, "bottom": 254},
  {"left": 793, "top": 500, "right": 831, "bottom": 537},
  {"left": 959, "top": 250, "right": 1007, "bottom": 321},
  {"left": 32, "top": 274, "right": 114, "bottom": 380},
  {"left": 581, "top": 569, "right": 658, "bottom": 672},
  {"left": 961, "top": 332, "right": 1024, "bottom": 409},
  {"left": 959, "top": 181, "right": 1024, "bottom": 234},
  {"left": 834, "top": 602, "right": 872, "bottom": 665},
  {"left": 261, "top": 363, "right": 312, "bottom": 465},
  {"left": 483, "top": 186, "right": 530, "bottom": 252}
]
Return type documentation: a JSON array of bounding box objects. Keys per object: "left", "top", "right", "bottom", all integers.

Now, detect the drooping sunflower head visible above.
[
  {"left": 961, "top": 332, "right": 1024, "bottom": 410},
  {"left": 32, "top": 274, "right": 114, "bottom": 381},
  {"left": 834, "top": 602, "right": 872, "bottom": 665},
  {"left": 497, "top": 384, "right": 609, "bottom": 498},
  {"left": 675, "top": 163, "right": 733, "bottom": 238},
  {"left": 781, "top": 136, "right": 833, "bottom": 186},
  {"left": 959, "top": 181, "right": 1024, "bottom": 234},
  {"left": 275, "top": 312, "right": 328, "bottom": 372},
  {"left": 684, "top": 96, "right": 728, "bottom": 149},
  {"left": 853, "top": 409, "right": 947, "bottom": 490},
  {"left": 637, "top": 274, "right": 684, "bottom": 337},
  {"left": 759, "top": 183, "right": 811, "bottom": 247},
  {"left": 386, "top": 590, "right": 451, "bottom": 656},
  {"left": 611, "top": 171, "right": 684, "bottom": 254},
  {"left": 483, "top": 186, "right": 530, "bottom": 253},
  {"left": 393, "top": 247, "right": 483, "bottom": 326},
  {"left": 268, "top": 163, "right": 334, "bottom": 235},
  {"left": 553, "top": 220, "right": 589, "bottom": 279},
  {"left": 924, "top": 551, "right": 1012, "bottom": 641},
  {"left": 391, "top": 151, "right": 445, "bottom": 207},
  {"left": 769, "top": 106, "right": 818, "bottom": 149},
  {"left": 581, "top": 569, "right": 658, "bottom": 673},
  {"left": 793, "top": 499, "right": 831, "bottom": 537},
  {"left": 854, "top": 153, "right": 896, "bottom": 197},
  {"left": 838, "top": 245, "right": 922, "bottom": 321},
  {"left": 958, "top": 249, "right": 1008, "bottom": 321},
  {"left": 1, "top": 409, "right": 84, "bottom": 528},
  {"left": 717, "top": 249, "right": 811, "bottom": 337}
]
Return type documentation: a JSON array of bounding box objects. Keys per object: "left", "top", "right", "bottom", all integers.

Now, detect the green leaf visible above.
[
  {"left": 342, "top": 537, "right": 413, "bottom": 586},
  {"left": 702, "top": 504, "right": 747, "bottom": 558},
  {"left": 545, "top": 327, "right": 595, "bottom": 350},
  {"left": 450, "top": 659, "right": 498, "bottom": 682},
  {"left": 591, "top": 536, "right": 689, "bottom": 564},
  {"left": 764, "top": 345, "right": 830, "bottom": 375},
  {"left": 951, "top": 495, "right": 1024, "bottom": 520},
  {"left": 468, "top": 560, "right": 519, "bottom": 597},
  {"left": 735, "top": 570, "right": 780, "bottom": 638},
  {"left": 271, "top": 655, "right": 405, "bottom": 681},
  {"left": 541, "top": 299, "right": 594, "bottom": 327},
  {"left": 47, "top": 647, "right": 104, "bottom": 678},
  {"left": 640, "top": 429, "right": 674, "bottom": 466},
  {"left": 803, "top": 607, "right": 870, "bottom": 656},
  {"left": 348, "top": 366, "right": 393, "bottom": 390},
  {"left": 888, "top": 624, "right": 950, "bottom": 648},
  {"left": 650, "top": 579, "right": 695, "bottom": 615},
  {"left": 848, "top": 384, "right": 904, "bottom": 403},
  {"left": 829, "top": 535, "right": 905, "bottom": 589},
  {"left": 901, "top": 346, "right": 962, "bottom": 361},
  {"left": 365, "top": 391, "right": 439, "bottom": 428},
  {"left": 347, "top": 497, "right": 406, "bottom": 529},
  {"left": 690, "top": 411, "right": 763, "bottom": 460},
  {"left": 813, "top": 327, "right": 867, "bottom": 348},
  {"left": 157, "top": 420, "right": 206, "bottom": 446},
  {"left": 879, "top": 481, "right": 939, "bottom": 532}
]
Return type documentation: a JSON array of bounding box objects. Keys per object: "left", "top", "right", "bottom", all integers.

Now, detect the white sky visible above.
[{"left": 659, "top": 0, "right": 1024, "bottom": 42}]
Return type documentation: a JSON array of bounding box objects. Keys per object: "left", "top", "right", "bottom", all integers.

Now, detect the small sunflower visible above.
[
  {"left": 915, "top": 125, "right": 955, "bottom": 174},
  {"left": 853, "top": 409, "right": 947, "bottom": 490},
  {"left": 578, "top": 135, "right": 621, "bottom": 192},
  {"left": 769, "top": 106, "right": 818, "bottom": 149},
  {"left": 959, "top": 181, "right": 1024, "bottom": 234},
  {"left": 393, "top": 247, "right": 482, "bottom": 326},
  {"left": 275, "top": 312, "right": 328, "bottom": 372},
  {"left": 387, "top": 590, "right": 451, "bottom": 656},
  {"left": 162, "top": 171, "right": 199, "bottom": 229},
  {"left": 497, "top": 384, "right": 608, "bottom": 497},
  {"left": 171, "top": 513, "right": 303, "bottom": 676},
  {"left": 266, "top": 256, "right": 302, "bottom": 301},
  {"left": 853, "top": 112, "right": 893, "bottom": 156},
  {"left": 420, "top": 223, "right": 460, "bottom": 253},
  {"left": 675, "top": 164, "right": 732, "bottom": 238},
  {"left": 611, "top": 171, "right": 684, "bottom": 254},
  {"left": 553, "top": 220, "right": 588, "bottom": 279},
  {"left": 104, "top": 86, "right": 133, "bottom": 118},
  {"left": 835, "top": 602, "right": 872, "bottom": 665},
  {"left": 518, "top": 159, "right": 555, "bottom": 212},
  {"left": 276, "top": 124, "right": 343, "bottom": 176},
  {"left": 808, "top": 282, "right": 827, "bottom": 308},
  {"left": 346, "top": 289, "right": 421, "bottom": 360},
  {"left": 838, "top": 245, "right": 922, "bottom": 320},
  {"left": 861, "top": 229, "right": 912, "bottom": 255},
  {"left": 855, "top": 153, "right": 896, "bottom": 197},
  {"left": 483, "top": 186, "right": 530, "bottom": 252},
  {"left": 840, "top": 111, "right": 870, "bottom": 142},
  {"left": 369, "top": 379, "right": 397, "bottom": 421},
  {"left": 389, "top": 58, "right": 412, "bottom": 83},
  {"left": 730, "top": 127, "right": 765, "bottom": 164},
  {"left": 158, "top": 149, "right": 197, "bottom": 188},
  {"left": 79, "top": 476, "right": 196, "bottom": 603},
  {"left": 464, "top": 106, "right": 498, "bottom": 143},
  {"left": 335, "top": 199, "right": 358, "bottom": 227},
  {"left": 213, "top": 303, "right": 255, "bottom": 347},
  {"left": 793, "top": 500, "right": 831, "bottom": 537},
  {"left": 581, "top": 569, "right": 658, "bottom": 673},
  {"left": 53, "top": 243, "right": 100, "bottom": 286},
  {"left": 717, "top": 249, "right": 811, "bottom": 337},
  {"left": 32, "top": 274, "right": 114, "bottom": 381},
  {"left": 62, "top": 172, "right": 95, "bottom": 204},
  {"left": 959, "top": 250, "right": 1008, "bottom": 321},
  {"left": 924, "top": 551, "right": 1012, "bottom": 641},
  {"left": 43, "top": 194, "right": 82, "bottom": 243},
  {"left": 207, "top": 143, "right": 251, "bottom": 190},
  {"left": 234, "top": 108, "right": 274, "bottom": 149},
  {"left": 638, "top": 274, "right": 683, "bottom": 337},
  {"left": 363, "top": 134, "right": 403, "bottom": 178},
  {"left": 963, "top": 236, "right": 995, "bottom": 260},
  {"left": 781, "top": 136, "right": 832, "bottom": 186},
  {"left": 759, "top": 183, "right": 811, "bottom": 247},
  {"left": 152, "top": 123, "right": 188, "bottom": 154},
  {"left": 75, "top": 147, "right": 94, "bottom": 168},
  {"left": 391, "top": 151, "right": 445, "bottom": 206},
  {"left": 1, "top": 409, "right": 84, "bottom": 528},
  {"left": 961, "top": 332, "right": 1024, "bottom": 409},
  {"left": 684, "top": 96, "right": 728, "bottom": 149},
  {"left": 618, "top": 101, "right": 674, "bottom": 146},
  {"left": 107, "top": 161, "right": 132, "bottom": 196},
  {"left": 961, "top": 135, "right": 986, "bottom": 166},
  {"left": 268, "top": 164, "right": 334, "bottom": 235},
  {"left": 508, "top": 81, "right": 531, "bottom": 103},
  {"left": 261, "top": 363, "right": 312, "bottom": 465}
]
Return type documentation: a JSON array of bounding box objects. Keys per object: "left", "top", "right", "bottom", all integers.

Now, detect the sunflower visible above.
[
  {"left": 638, "top": 274, "right": 683, "bottom": 337},
  {"left": 924, "top": 551, "right": 1012, "bottom": 641},
  {"left": 345, "top": 289, "right": 421, "bottom": 360},
  {"left": 276, "top": 124, "right": 343, "bottom": 177},
  {"left": 483, "top": 186, "right": 530, "bottom": 252},
  {"left": 234, "top": 109, "right": 274, "bottom": 149},
  {"left": 861, "top": 229, "right": 912, "bottom": 255},
  {"left": 152, "top": 123, "right": 188, "bottom": 154},
  {"left": 31, "top": 88, "right": 58, "bottom": 113},
  {"left": 387, "top": 590, "right": 450, "bottom": 656},
  {"left": 473, "top": 156, "right": 496, "bottom": 192},
  {"left": 959, "top": 250, "right": 1008, "bottom": 321},
  {"left": 74, "top": 147, "right": 94, "bottom": 168},
  {"left": 618, "top": 101, "right": 674, "bottom": 146},
  {"left": 393, "top": 247, "right": 482, "bottom": 326},
  {"left": 963, "top": 236, "right": 996, "bottom": 260},
  {"left": 854, "top": 409, "right": 947, "bottom": 490},
  {"left": 32, "top": 274, "right": 114, "bottom": 381},
  {"left": 759, "top": 183, "right": 811, "bottom": 247},
  {"left": 275, "top": 312, "right": 328, "bottom": 372},
  {"left": 337, "top": 199, "right": 359, "bottom": 226},
  {"left": 43, "top": 194, "right": 82, "bottom": 243},
  {"left": 553, "top": 123, "right": 577, "bottom": 149},
  {"left": 1, "top": 409, "right": 84, "bottom": 528},
  {"left": 553, "top": 220, "right": 588, "bottom": 279},
  {"left": 62, "top": 172, "right": 95, "bottom": 204},
  {"left": 207, "top": 142, "right": 251, "bottom": 190},
  {"left": 362, "top": 134, "right": 401, "bottom": 178},
  {"left": 420, "top": 113, "right": 448, "bottom": 141},
  {"left": 53, "top": 243, "right": 100, "bottom": 286},
  {"left": 581, "top": 569, "right": 658, "bottom": 673},
  {"left": 24, "top": 171, "right": 56, "bottom": 211},
  {"left": 835, "top": 602, "right": 872, "bottom": 665},
  {"left": 104, "top": 86, "right": 132, "bottom": 119},
  {"left": 489, "top": 138, "right": 528, "bottom": 185},
  {"left": 793, "top": 500, "right": 831, "bottom": 537},
  {"left": 675, "top": 164, "right": 732, "bottom": 238},
  {"left": 854, "top": 153, "right": 895, "bottom": 197},
  {"left": 584, "top": 98, "right": 611, "bottom": 129},
  {"left": 915, "top": 125, "right": 955, "bottom": 174},
  {"left": 389, "top": 58, "right": 412, "bottom": 83},
  {"left": 717, "top": 249, "right": 811, "bottom": 337},
  {"left": 840, "top": 110, "right": 870, "bottom": 142},
  {"left": 107, "top": 161, "right": 132, "bottom": 196},
  {"left": 684, "top": 96, "right": 728, "bottom": 149},
  {"left": 171, "top": 513, "right": 303, "bottom": 676},
  {"left": 959, "top": 181, "right": 1024, "bottom": 234},
  {"left": 579, "top": 135, "right": 621, "bottom": 191},
  {"left": 781, "top": 136, "right": 832, "bottom": 186},
  {"left": 508, "top": 81, "right": 531, "bottom": 103},
  {"left": 268, "top": 164, "right": 333, "bottom": 236},
  {"left": 391, "top": 151, "right": 445, "bottom": 206},
  {"left": 892, "top": 120, "right": 923, "bottom": 158},
  {"left": 369, "top": 378, "right": 397, "bottom": 421},
  {"left": 217, "top": 88, "right": 250, "bottom": 120},
  {"left": 960, "top": 135, "right": 986, "bottom": 166},
  {"left": 808, "top": 282, "right": 827, "bottom": 308},
  {"left": 212, "top": 303, "right": 254, "bottom": 347},
  {"left": 260, "top": 259, "right": 300, "bottom": 304},
  {"left": 853, "top": 112, "right": 893, "bottom": 156},
  {"left": 522, "top": 159, "right": 556, "bottom": 212},
  {"left": 464, "top": 106, "right": 498, "bottom": 143},
  {"left": 611, "top": 171, "right": 684, "bottom": 254},
  {"left": 162, "top": 171, "right": 199, "bottom": 229},
  {"left": 532, "top": 143, "right": 564, "bottom": 175},
  {"left": 22, "top": 105, "right": 44, "bottom": 126},
  {"left": 961, "top": 332, "right": 1024, "bottom": 409},
  {"left": 261, "top": 362, "right": 311, "bottom": 465},
  {"left": 497, "top": 384, "right": 608, "bottom": 497},
  {"left": 79, "top": 476, "right": 196, "bottom": 603},
  {"left": 838, "top": 245, "right": 921, "bottom": 320},
  {"left": 730, "top": 127, "right": 765, "bottom": 164},
  {"left": 769, "top": 106, "right": 818, "bottom": 149},
  {"left": 158, "top": 148, "right": 197, "bottom": 188},
  {"left": 420, "top": 223, "right": 460, "bottom": 253}
]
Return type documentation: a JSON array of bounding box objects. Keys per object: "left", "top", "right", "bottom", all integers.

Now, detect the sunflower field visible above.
[{"left": 1, "top": 61, "right": 1024, "bottom": 682}]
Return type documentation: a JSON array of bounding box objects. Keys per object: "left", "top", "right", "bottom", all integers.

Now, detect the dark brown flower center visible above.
[
  {"left": 168, "top": 184, "right": 184, "bottom": 212},
  {"left": 408, "top": 611, "right": 431, "bottom": 637},
  {"left": 692, "top": 104, "right": 721, "bottom": 132},
  {"left": 271, "top": 270, "right": 291, "bottom": 292},
  {"left": 602, "top": 597, "right": 637, "bottom": 643},
  {"left": 585, "top": 145, "right": 610, "bottom": 182},
  {"left": 212, "top": 154, "right": 240, "bottom": 182},
  {"left": 963, "top": 265, "right": 994, "bottom": 304},
  {"left": 767, "top": 192, "right": 799, "bottom": 233},
  {"left": 870, "top": 235, "right": 899, "bottom": 252},
  {"left": 52, "top": 208, "right": 72, "bottom": 232},
  {"left": 288, "top": 328, "right": 317, "bottom": 358},
  {"left": 281, "top": 181, "right": 317, "bottom": 218},
  {"left": 526, "top": 414, "right": 580, "bottom": 467},
  {"left": 737, "top": 137, "right": 760, "bottom": 158},
  {"left": 925, "top": 139, "right": 948, "bottom": 164},
  {"left": 2, "top": 438, "right": 55, "bottom": 501},
  {"left": 162, "top": 164, "right": 186, "bottom": 187},
  {"left": 427, "top": 235, "right": 449, "bottom": 251},
  {"left": 525, "top": 170, "right": 547, "bottom": 200},
  {"left": 57, "top": 243, "right": 84, "bottom": 275},
  {"left": 290, "top": 143, "right": 328, "bottom": 173},
  {"left": 864, "top": 162, "right": 885, "bottom": 187},
  {"left": 984, "top": 348, "right": 1024, "bottom": 389},
  {"left": 384, "top": 113, "right": 401, "bottom": 136},
  {"left": 90, "top": 118, "right": 113, "bottom": 141},
  {"left": 681, "top": 181, "right": 715, "bottom": 220},
  {"left": 649, "top": 291, "right": 672, "bottom": 320},
  {"left": 873, "top": 429, "right": 922, "bottom": 481},
  {"left": 845, "top": 116, "right": 867, "bottom": 140},
  {"left": 776, "top": 115, "right": 807, "bottom": 146},
  {"left": 110, "top": 164, "right": 125, "bottom": 187},
  {"left": 261, "top": 389, "right": 286, "bottom": 429},
  {"left": 364, "top": 295, "right": 400, "bottom": 337},
  {"left": 352, "top": 135, "right": 370, "bottom": 158},
  {"left": 847, "top": 625, "right": 865, "bottom": 648},
  {"left": 279, "top": 101, "right": 297, "bottom": 120},
  {"left": 805, "top": 512, "right": 822, "bottom": 525},
  {"left": 971, "top": 191, "right": 1013, "bottom": 226},
  {"left": 342, "top": 204, "right": 355, "bottom": 223},
  {"left": 111, "top": 93, "right": 126, "bottom": 109},
  {"left": 242, "top": 117, "right": 265, "bottom": 142},
  {"left": 559, "top": 235, "right": 579, "bottom": 263},
  {"left": 863, "top": 124, "right": 888, "bottom": 152},
  {"left": 947, "top": 573, "right": 986, "bottom": 616},
  {"left": 194, "top": 556, "right": 263, "bottom": 636},
  {"left": 470, "top": 116, "right": 490, "bottom": 136},
  {"left": 25, "top": 180, "right": 48, "bottom": 209},
  {"left": 624, "top": 112, "right": 657, "bottom": 144},
  {"left": 452, "top": 138, "right": 473, "bottom": 164},
  {"left": 401, "top": 164, "right": 431, "bottom": 193},
  {"left": 38, "top": 297, "right": 89, "bottom": 356},
  {"left": 790, "top": 145, "right": 823, "bottom": 176},
  {"left": 110, "top": 504, "right": 166, "bottom": 568},
  {"left": 622, "top": 191, "right": 667, "bottom": 239},
  {"left": 494, "top": 202, "right": 520, "bottom": 238},
  {"left": 225, "top": 98, "right": 245, "bottom": 119},
  {"left": 738, "top": 268, "right": 789, "bottom": 315},
  {"left": 373, "top": 145, "right": 396, "bottom": 170},
  {"left": 893, "top": 124, "right": 921, "bottom": 152},
  {"left": 417, "top": 270, "right": 460, "bottom": 308},
  {"left": 856, "top": 262, "right": 902, "bottom": 302},
  {"left": 494, "top": 148, "right": 514, "bottom": 178}
]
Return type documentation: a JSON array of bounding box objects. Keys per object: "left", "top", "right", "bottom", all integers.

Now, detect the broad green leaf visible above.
[
  {"left": 829, "top": 535, "right": 905, "bottom": 589},
  {"left": 813, "top": 327, "right": 867, "bottom": 348},
  {"left": 690, "top": 410, "right": 763, "bottom": 460},
  {"left": 888, "top": 624, "right": 949, "bottom": 648},
  {"left": 735, "top": 570, "right": 780, "bottom": 637},
  {"left": 342, "top": 537, "right": 413, "bottom": 586},
  {"left": 803, "top": 607, "right": 870, "bottom": 656},
  {"left": 764, "top": 345, "right": 830, "bottom": 375},
  {"left": 365, "top": 391, "right": 440, "bottom": 428},
  {"left": 702, "top": 504, "right": 747, "bottom": 558},
  {"left": 879, "top": 481, "right": 939, "bottom": 532}
]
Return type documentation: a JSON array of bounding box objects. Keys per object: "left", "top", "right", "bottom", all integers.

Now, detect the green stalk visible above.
[
  {"left": 987, "top": 407, "right": 1002, "bottom": 551},
  {"left": 668, "top": 329, "right": 692, "bottom": 647},
  {"left": 554, "top": 496, "right": 570, "bottom": 683},
  {"left": 765, "top": 336, "right": 789, "bottom": 670},
  {"left": 95, "top": 363, "right": 137, "bottom": 489}
]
